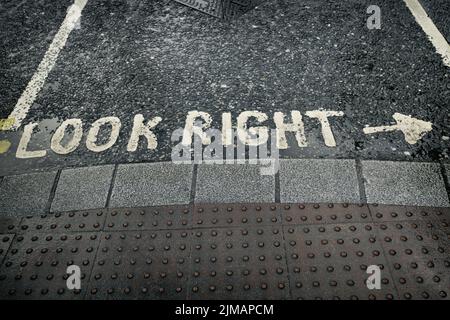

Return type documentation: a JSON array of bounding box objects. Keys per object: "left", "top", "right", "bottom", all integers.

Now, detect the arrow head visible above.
[{"left": 393, "top": 113, "right": 433, "bottom": 144}]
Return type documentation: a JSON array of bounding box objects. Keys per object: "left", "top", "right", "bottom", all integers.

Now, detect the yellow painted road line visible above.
[{"left": 0, "top": 118, "right": 15, "bottom": 131}]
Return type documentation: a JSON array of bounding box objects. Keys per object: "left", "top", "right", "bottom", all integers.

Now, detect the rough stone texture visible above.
[
  {"left": 110, "top": 162, "right": 194, "bottom": 207},
  {"left": 279, "top": 159, "right": 360, "bottom": 203},
  {"left": 195, "top": 163, "right": 275, "bottom": 203},
  {"left": 51, "top": 165, "right": 115, "bottom": 212},
  {"left": 0, "top": 171, "right": 57, "bottom": 216},
  {"left": 362, "top": 161, "right": 449, "bottom": 207}
]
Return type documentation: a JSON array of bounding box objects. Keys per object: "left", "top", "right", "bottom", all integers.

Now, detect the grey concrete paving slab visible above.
[
  {"left": 50, "top": 165, "right": 115, "bottom": 212},
  {"left": 0, "top": 171, "right": 57, "bottom": 216},
  {"left": 442, "top": 164, "right": 450, "bottom": 199},
  {"left": 195, "top": 163, "right": 275, "bottom": 203},
  {"left": 362, "top": 161, "right": 449, "bottom": 207},
  {"left": 109, "top": 162, "right": 193, "bottom": 207},
  {"left": 279, "top": 159, "right": 360, "bottom": 203}
]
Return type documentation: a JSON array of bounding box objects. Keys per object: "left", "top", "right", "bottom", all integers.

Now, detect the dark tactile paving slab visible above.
[
  {"left": 86, "top": 230, "right": 190, "bottom": 300},
  {"left": 0, "top": 215, "right": 22, "bottom": 234},
  {"left": 105, "top": 205, "right": 192, "bottom": 231},
  {"left": 0, "top": 203, "right": 448, "bottom": 300},
  {"left": 19, "top": 209, "right": 107, "bottom": 233},
  {"left": 280, "top": 203, "right": 371, "bottom": 226},
  {"left": 192, "top": 203, "right": 280, "bottom": 228},
  {"left": 369, "top": 204, "right": 450, "bottom": 223},
  {"left": 376, "top": 221, "right": 450, "bottom": 300},
  {"left": 189, "top": 226, "right": 289, "bottom": 299},
  {"left": 0, "top": 234, "right": 14, "bottom": 265},
  {"left": 284, "top": 223, "right": 397, "bottom": 300},
  {"left": 0, "top": 232, "right": 100, "bottom": 299}
]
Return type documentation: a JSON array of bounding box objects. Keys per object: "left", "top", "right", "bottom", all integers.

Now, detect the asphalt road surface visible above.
[{"left": 0, "top": 0, "right": 449, "bottom": 175}]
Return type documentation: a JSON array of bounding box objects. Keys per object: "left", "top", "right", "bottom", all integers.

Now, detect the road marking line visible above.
[
  {"left": 363, "top": 113, "right": 433, "bottom": 144},
  {"left": 403, "top": 0, "right": 450, "bottom": 68},
  {"left": 7, "top": 0, "right": 89, "bottom": 130},
  {"left": 0, "top": 140, "right": 11, "bottom": 154}
]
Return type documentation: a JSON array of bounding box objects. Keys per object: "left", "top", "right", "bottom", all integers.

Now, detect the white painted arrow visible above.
[{"left": 363, "top": 113, "right": 433, "bottom": 144}]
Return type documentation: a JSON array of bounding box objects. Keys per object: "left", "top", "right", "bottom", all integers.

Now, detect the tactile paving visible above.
[
  {"left": 0, "top": 234, "right": 14, "bottom": 265},
  {"left": 193, "top": 204, "right": 280, "bottom": 228},
  {"left": 105, "top": 206, "right": 191, "bottom": 231},
  {"left": 0, "top": 216, "right": 22, "bottom": 234},
  {"left": 189, "top": 226, "right": 289, "bottom": 299},
  {"left": 0, "top": 232, "right": 99, "bottom": 299},
  {"left": 0, "top": 203, "right": 448, "bottom": 300},
  {"left": 369, "top": 204, "right": 450, "bottom": 223},
  {"left": 376, "top": 221, "right": 450, "bottom": 299},
  {"left": 86, "top": 230, "right": 191, "bottom": 299},
  {"left": 19, "top": 209, "right": 107, "bottom": 233},
  {"left": 281, "top": 203, "right": 371, "bottom": 225},
  {"left": 284, "top": 223, "right": 397, "bottom": 300}
]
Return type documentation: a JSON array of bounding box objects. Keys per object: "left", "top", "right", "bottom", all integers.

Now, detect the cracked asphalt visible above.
[{"left": 0, "top": 0, "right": 449, "bottom": 175}]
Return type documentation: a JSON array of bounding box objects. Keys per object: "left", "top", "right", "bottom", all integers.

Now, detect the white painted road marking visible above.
[
  {"left": 305, "top": 110, "right": 344, "bottom": 147},
  {"left": 7, "top": 0, "right": 89, "bottom": 130},
  {"left": 4, "top": 0, "right": 447, "bottom": 133},
  {"left": 363, "top": 113, "right": 433, "bottom": 144},
  {"left": 404, "top": 0, "right": 450, "bottom": 68},
  {"left": 8, "top": 110, "right": 438, "bottom": 159}
]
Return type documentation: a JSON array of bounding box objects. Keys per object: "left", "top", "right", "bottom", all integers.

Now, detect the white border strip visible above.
[
  {"left": 403, "top": 0, "right": 450, "bottom": 68},
  {"left": 7, "top": 0, "right": 88, "bottom": 130}
]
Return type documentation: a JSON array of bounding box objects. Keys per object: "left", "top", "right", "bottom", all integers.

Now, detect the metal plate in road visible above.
[
  {"left": 174, "top": 0, "right": 265, "bottom": 19},
  {"left": 174, "top": 0, "right": 223, "bottom": 18}
]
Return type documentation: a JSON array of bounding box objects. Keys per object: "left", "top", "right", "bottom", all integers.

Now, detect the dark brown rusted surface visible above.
[{"left": 0, "top": 203, "right": 448, "bottom": 299}]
